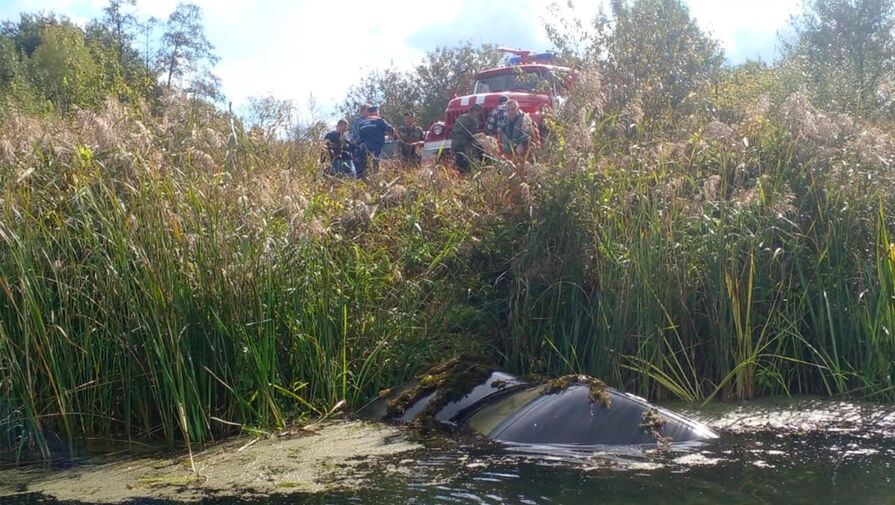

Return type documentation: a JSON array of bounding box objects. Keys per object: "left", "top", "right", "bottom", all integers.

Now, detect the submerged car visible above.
[{"left": 368, "top": 357, "right": 718, "bottom": 447}]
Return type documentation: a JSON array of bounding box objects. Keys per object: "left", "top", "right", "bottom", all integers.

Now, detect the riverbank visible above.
[{"left": 0, "top": 421, "right": 421, "bottom": 503}]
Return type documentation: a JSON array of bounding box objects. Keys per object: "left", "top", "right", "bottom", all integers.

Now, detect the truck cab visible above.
[{"left": 422, "top": 52, "right": 574, "bottom": 162}]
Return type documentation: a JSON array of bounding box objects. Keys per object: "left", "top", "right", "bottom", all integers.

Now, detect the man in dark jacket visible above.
[
  {"left": 450, "top": 104, "right": 483, "bottom": 173},
  {"left": 356, "top": 105, "right": 395, "bottom": 176},
  {"left": 323, "top": 119, "right": 355, "bottom": 176}
]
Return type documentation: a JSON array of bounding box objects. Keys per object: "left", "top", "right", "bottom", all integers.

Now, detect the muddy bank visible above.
[{"left": 0, "top": 421, "right": 421, "bottom": 503}]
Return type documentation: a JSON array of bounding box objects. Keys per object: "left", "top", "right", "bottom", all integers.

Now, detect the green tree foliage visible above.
[
  {"left": 101, "top": 0, "right": 137, "bottom": 62},
  {"left": 0, "top": 8, "right": 158, "bottom": 112},
  {"left": 343, "top": 69, "right": 421, "bottom": 125},
  {"left": 244, "top": 95, "right": 296, "bottom": 139},
  {"left": 413, "top": 44, "right": 503, "bottom": 126},
  {"left": 85, "top": 23, "right": 156, "bottom": 105},
  {"left": 546, "top": 0, "right": 724, "bottom": 131},
  {"left": 156, "top": 3, "right": 220, "bottom": 100},
  {"left": 0, "top": 1, "right": 219, "bottom": 112},
  {"left": 26, "top": 24, "right": 104, "bottom": 111},
  {"left": 602, "top": 0, "right": 724, "bottom": 123},
  {"left": 86, "top": 0, "right": 158, "bottom": 105},
  {"left": 342, "top": 43, "right": 502, "bottom": 127},
  {"left": 0, "top": 12, "right": 83, "bottom": 107},
  {"left": 1, "top": 13, "right": 74, "bottom": 57},
  {"left": 784, "top": 0, "right": 895, "bottom": 118},
  {"left": 0, "top": 34, "right": 19, "bottom": 85}
]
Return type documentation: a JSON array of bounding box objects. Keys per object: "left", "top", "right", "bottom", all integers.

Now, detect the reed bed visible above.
[
  {"left": 0, "top": 96, "right": 480, "bottom": 459},
  {"left": 487, "top": 89, "right": 895, "bottom": 402},
  {"left": 1, "top": 86, "right": 894, "bottom": 460}
]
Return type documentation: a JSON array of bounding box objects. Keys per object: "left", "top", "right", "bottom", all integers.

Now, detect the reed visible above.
[
  {"left": 1, "top": 85, "right": 894, "bottom": 460},
  {"left": 483, "top": 90, "right": 895, "bottom": 404}
]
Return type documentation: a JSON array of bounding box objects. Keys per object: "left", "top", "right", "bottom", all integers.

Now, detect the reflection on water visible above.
[{"left": 5, "top": 398, "right": 895, "bottom": 505}]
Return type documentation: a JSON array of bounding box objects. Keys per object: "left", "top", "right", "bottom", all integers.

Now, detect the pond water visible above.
[{"left": 3, "top": 398, "right": 894, "bottom": 505}]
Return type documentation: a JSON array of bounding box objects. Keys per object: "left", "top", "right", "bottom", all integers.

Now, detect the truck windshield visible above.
[{"left": 473, "top": 70, "right": 550, "bottom": 94}]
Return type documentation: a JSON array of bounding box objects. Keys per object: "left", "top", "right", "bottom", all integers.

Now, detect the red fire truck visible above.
[{"left": 421, "top": 49, "right": 574, "bottom": 162}]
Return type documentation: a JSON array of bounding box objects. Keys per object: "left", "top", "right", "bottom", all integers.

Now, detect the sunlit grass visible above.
[{"left": 1, "top": 87, "right": 894, "bottom": 461}]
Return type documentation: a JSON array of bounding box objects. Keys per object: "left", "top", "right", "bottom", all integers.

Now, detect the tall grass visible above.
[
  {"left": 1, "top": 85, "right": 894, "bottom": 461},
  {"left": 481, "top": 90, "right": 895, "bottom": 403},
  {"left": 0, "top": 96, "right": 472, "bottom": 459}
]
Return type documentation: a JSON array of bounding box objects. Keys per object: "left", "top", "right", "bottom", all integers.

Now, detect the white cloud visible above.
[
  {"left": 200, "top": 0, "right": 434, "bottom": 118},
  {"left": 685, "top": 0, "right": 801, "bottom": 59}
]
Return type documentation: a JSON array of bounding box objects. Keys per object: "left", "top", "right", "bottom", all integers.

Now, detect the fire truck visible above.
[{"left": 421, "top": 49, "right": 574, "bottom": 162}]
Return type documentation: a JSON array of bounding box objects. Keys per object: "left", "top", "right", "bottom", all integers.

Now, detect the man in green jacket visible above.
[
  {"left": 500, "top": 99, "right": 536, "bottom": 161},
  {"left": 397, "top": 111, "right": 425, "bottom": 168},
  {"left": 450, "top": 104, "right": 483, "bottom": 173}
]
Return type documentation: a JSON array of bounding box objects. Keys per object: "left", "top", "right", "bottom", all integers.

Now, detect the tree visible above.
[
  {"left": 342, "top": 43, "right": 502, "bottom": 128},
  {"left": 100, "top": 0, "right": 137, "bottom": 67},
  {"left": 602, "top": 0, "right": 724, "bottom": 122},
  {"left": 1, "top": 13, "right": 78, "bottom": 57},
  {"left": 784, "top": 0, "right": 895, "bottom": 117},
  {"left": 27, "top": 24, "right": 104, "bottom": 110},
  {"left": 156, "top": 3, "right": 219, "bottom": 96},
  {"left": 133, "top": 16, "right": 158, "bottom": 69},
  {"left": 342, "top": 68, "right": 420, "bottom": 125},
  {"left": 85, "top": 0, "right": 158, "bottom": 103},
  {"left": 244, "top": 95, "right": 295, "bottom": 139},
  {"left": 0, "top": 34, "right": 20, "bottom": 87},
  {"left": 544, "top": 1, "right": 606, "bottom": 65},
  {"left": 413, "top": 44, "right": 503, "bottom": 126},
  {"left": 546, "top": 0, "right": 724, "bottom": 129}
]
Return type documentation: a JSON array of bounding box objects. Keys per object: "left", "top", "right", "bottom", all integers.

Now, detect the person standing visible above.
[
  {"left": 499, "top": 99, "right": 536, "bottom": 161},
  {"left": 349, "top": 103, "right": 370, "bottom": 173},
  {"left": 356, "top": 105, "right": 395, "bottom": 176},
  {"left": 450, "top": 103, "right": 484, "bottom": 173},
  {"left": 349, "top": 103, "right": 370, "bottom": 143},
  {"left": 397, "top": 111, "right": 425, "bottom": 168},
  {"left": 484, "top": 95, "right": 509, "bottom": 136}
]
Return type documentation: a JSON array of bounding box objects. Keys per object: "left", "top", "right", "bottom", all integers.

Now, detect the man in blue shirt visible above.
[
  {"left": 349, "top": 103, "right": 370, "bottom": 143},
  {"left": 356, "top": 105, "right": 395, "bottom": 176}
]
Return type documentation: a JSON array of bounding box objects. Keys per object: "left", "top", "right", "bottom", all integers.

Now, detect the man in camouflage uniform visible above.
[
  {"left": 499, "top": 99, "right": 536, "bottom": 162},
  {"left": 397, "top": 111, "right": 425, "bottom": 167},
  {"left": 450, "top": 104, "right": 484, "bottom": 173}
]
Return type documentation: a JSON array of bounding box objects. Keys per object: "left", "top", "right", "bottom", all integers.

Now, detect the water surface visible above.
[{"left": 4, "top": 398, "right": 894, "bottom": 505}]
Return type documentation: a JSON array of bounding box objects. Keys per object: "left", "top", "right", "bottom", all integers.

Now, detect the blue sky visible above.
[{"left": 0, "top": 0, "right": 801, "bottom": 121}]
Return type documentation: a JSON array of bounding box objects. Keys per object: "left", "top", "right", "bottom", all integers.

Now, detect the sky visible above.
[{"left": 0, "top": 0, "right": 802, "bottom": 122}]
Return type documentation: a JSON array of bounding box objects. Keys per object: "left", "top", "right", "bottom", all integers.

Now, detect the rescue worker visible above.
[
  {"left": 397, "top": 111, "right": 425, "bottom": 168},
  {"left": 322, "top": 119, "right": 355, "bottom": 176},
  {"left": 349, "top": 103, "right": 370, "bottom": 143},
  {"left": 484, "top": 95, "right": 509, "bottom": 136},
  {"left": 450, "top": 103, "right": 484, "bottom": 173},
  {"left": 356, "top": 105, "right": 395, "bottom": 176},
  {"left": 499, "top": 99, "right": 536, "bottom": 162},
  {"left": 349, "top": 103, "right": 370, "bottom": 173}
]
